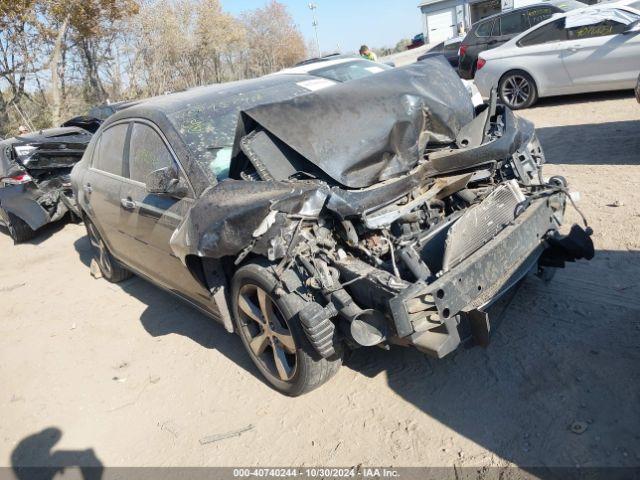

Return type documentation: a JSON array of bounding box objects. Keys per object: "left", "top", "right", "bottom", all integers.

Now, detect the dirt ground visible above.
[{"left": 1, "top": 91, "right": 639, "bottom": 473}]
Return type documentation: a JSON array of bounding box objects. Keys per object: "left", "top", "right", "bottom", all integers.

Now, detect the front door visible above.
[
  {"left": 561, "top": 13, "right": 640, "bottom": 90},
  {"left": 118, "top": 121, "right": 220, "bottom": 314}
]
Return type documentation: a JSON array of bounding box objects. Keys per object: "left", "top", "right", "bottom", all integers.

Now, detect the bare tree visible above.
[
  {"left": 1, "top": 0, "right": 306, "bottom": 134},
  {"left": 241, "top": 0, "right": 307, "bottom": 77},
  {"left": 0, "top": 0, "right": 44, "bottom": 134}
]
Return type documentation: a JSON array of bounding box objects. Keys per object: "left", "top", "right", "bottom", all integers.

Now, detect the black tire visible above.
[
  {"left": 85, "top": 218, "right": 132, "bottom": 283},
  {"left": 0, "top": 208, "right": 35, "bottom": 243},
  {"left": 498, "top": 70, "right": 538, "bottom": 110},
  {"left": 231, "top": 262, "right": 341, "bottom": 396}
]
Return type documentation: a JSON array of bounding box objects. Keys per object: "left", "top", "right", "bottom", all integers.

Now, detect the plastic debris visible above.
[{"left": 199, "top": 424, "right": 255, "bottom": 445}]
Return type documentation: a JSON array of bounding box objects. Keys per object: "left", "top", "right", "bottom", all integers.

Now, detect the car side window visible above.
[
  {"left": 527, "top": 7, "right": 556, "bottom": 27},
  {"left": 500, "top": 11, "right": 530, "bottom": 36},
  {"left": 519, "top": 19, "right": 568, "bottom": 46},
  {"left": 475, "top": 20, "right": 494, "bottom": 37},
  {"left": 566, "top": 19, "right": 630, "bottom": 39},
  {"left": 93, "top": 123, "right": 128, "bottom": 176},
  {"left": 128, "top": 123, "right": 174, "bottom": 184}
]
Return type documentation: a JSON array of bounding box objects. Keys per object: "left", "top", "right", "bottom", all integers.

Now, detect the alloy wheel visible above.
[
  {"left": 237, "top": 284, "right": 297, "bottom": 382},
  {"left": 501, "top": 75, "right": 531, "bottom": 109}
]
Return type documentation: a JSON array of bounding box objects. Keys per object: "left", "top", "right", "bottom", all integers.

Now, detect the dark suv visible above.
[{"left": 458, "top": 0, "right": 584, "bottom": 79}]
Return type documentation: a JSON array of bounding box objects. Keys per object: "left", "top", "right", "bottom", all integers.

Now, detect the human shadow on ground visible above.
[
  {"left": 345, "top": 249, "right": 640, "bottom": 473},
  {"left": 11, "top": 427, "right": 103, "bottom": 480}
]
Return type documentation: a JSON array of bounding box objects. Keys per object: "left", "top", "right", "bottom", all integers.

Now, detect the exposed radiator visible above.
[{"left": 442, "top": 180, "right": 525, "bottom": 272}]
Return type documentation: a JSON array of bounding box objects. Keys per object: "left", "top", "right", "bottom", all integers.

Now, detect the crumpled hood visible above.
[{"left": 230, "top": 58, "right": 474, "bottom": 189}]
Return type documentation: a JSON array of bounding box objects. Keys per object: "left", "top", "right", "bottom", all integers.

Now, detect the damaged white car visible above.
[{"left": 71, "top": 60, "right": 594, "bottom": 395}]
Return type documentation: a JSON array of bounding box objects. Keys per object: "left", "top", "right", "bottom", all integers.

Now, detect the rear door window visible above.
[
  {"left": 500, "top": 11, "right": 531, "bottom": 35},
  {"left": 475, "top": 20, "right": 495, "bottom": 37},
  {"left": 93, "top": 123, "right": 128, "bottom": 176},
  {"left": 566, "top": 19, "right": 629, "bottom": 39},
  {"left": 127, "top": 123, "right": 174, "bottom": 184},
  {"left": 519, "top": 19, "right": 568, "bottom": 45}
]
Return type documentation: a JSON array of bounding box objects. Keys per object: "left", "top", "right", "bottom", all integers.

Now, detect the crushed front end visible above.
[{"left": 172, "top": 60, "right": 594, "bottom": 360}]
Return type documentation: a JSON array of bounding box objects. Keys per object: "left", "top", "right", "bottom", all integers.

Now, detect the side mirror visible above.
[{"left": 146, "top": 166, "right": 180, "bottom": 195}]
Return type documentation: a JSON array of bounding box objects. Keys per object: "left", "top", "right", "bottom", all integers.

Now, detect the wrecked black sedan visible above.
[
  {"left": 0, "top": 127, "right": 92, "bottom": 242},
  {"left": 0, "top": 103, "right": 138, "bottom": 243},
  {"left": 72, "top": 60, "right": 593, "bottom": 395}
]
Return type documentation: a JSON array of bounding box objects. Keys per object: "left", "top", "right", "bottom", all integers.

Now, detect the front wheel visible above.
[
  {"left": 231, "top": 263, "right": 341, "bottom": 396},
  {"left": 499, "top": 70, "right": 538, "bottom": 110}
]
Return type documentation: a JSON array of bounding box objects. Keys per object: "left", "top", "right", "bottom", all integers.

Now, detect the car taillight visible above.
[
  {"left": 1, "top": 173, "right": 33, "bottom": 185},
  {"left": 459, "top": 44, "right": 467, "bottom": 57},
  {"left": 476, "top": 58, "right": 486, "bottom": 70}
]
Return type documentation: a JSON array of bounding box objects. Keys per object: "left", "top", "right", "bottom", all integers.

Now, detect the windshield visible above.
[
  {"left": 308, "top": 60, "right": 392, "bottom": 83},
  {"left": 167, "top": 82, "right": 314, "bottom": 181}
]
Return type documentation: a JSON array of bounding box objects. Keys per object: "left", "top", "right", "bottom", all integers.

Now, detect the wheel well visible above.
[
  {"left": 498, "top": 69, "right": 538, "bottom": 93},
  {"left": 184, "top": 254, "right": 239, "bottom": 333}
]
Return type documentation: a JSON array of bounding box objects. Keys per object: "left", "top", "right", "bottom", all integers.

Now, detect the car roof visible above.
[
  {"left": 471, "top": 0, "right": 578, "bottom": 25},
  {"left": 482, "top": 3, "right": 639, "bottom": 55},
  {"left": 106, "top": 73, "right": 325, "bottom": 124}
]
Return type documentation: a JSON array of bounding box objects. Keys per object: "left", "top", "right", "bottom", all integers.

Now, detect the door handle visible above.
[
  {"left": 120, "top": 198, "right": 136, "bottom": 210},
  {"left": 83, "top": 183, "right": 92, "bottom": 194},
  {"left": 567, "top": 45, "right": 580, "bottom": 53}
]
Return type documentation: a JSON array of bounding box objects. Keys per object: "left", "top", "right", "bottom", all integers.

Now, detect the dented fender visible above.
[{"left": 0, "top": 183, "right": 50, "bottom": 230}]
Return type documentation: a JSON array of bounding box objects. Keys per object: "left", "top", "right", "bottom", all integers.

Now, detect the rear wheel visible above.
[
  {"left": 85, "top": 219, "right": 132, "bottom": 283},
  {"left": 0, "top": 208, "right": 35, "bottom": 243},
  {"left": 499, "top": 70, "right": 538, "bottom": 110},
  {"left": 231, "top": 262, "right": 341, "bottom": 396}
]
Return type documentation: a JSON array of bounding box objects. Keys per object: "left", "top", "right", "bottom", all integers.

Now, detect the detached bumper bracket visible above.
[{"left": 390, "top": 195, "right": 563, "bottom": 339}]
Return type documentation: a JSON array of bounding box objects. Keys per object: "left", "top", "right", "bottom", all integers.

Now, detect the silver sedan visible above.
[{"left": 474, "top": 3, "right": 640, "bottom": 109}]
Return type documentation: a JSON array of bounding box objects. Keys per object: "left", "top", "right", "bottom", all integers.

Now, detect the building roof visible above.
[{"left": 418, "top": 0, "right": 448, "bottom": 7}]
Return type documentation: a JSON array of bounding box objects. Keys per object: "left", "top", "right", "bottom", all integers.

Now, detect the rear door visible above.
[
  {"left": 561, "top": 12, "right": 640, "bottom": 90},
  {"left": 82, "top": 122, "right": 131, "bottom": 259},
  {"left": 119, "top": 121, "right": 218, "bottom": 312}
]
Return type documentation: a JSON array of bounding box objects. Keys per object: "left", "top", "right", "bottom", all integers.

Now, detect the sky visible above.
[{"left": 224, "top": 0, "right": 424, "bottom": 54}]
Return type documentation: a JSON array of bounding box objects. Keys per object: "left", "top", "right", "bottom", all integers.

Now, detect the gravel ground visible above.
[{"left": 1, "top": 90, "right": 639, "bottom": 474}]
